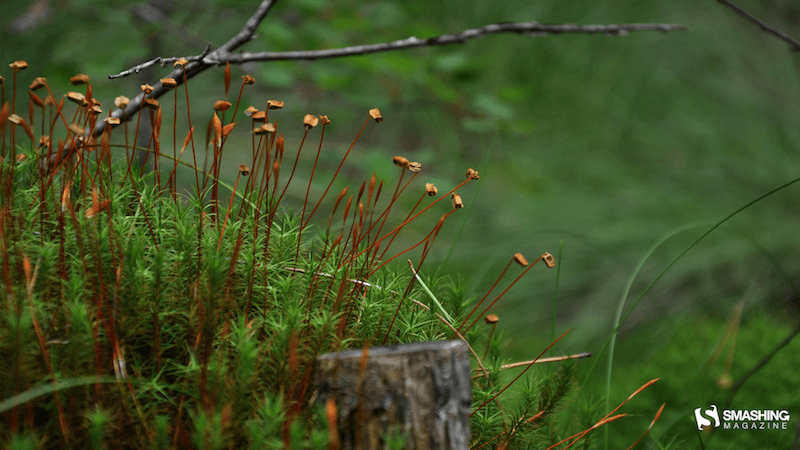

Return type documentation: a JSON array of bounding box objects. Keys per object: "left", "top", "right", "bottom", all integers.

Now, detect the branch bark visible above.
[
  {"left": 717, "top": 0, "right": 800, "bottom": 51},
  {"left": 93, "top": 0, "right": 686, "bottom": 140},
  {"left": 89, "top": 0, "right": 278, "bottom": 139},
  {"left": 112, "top": 21, "right": 687, "bottom": 71},
  {"left": 219, "top": 22, "right": 686, "bottom": 64}
]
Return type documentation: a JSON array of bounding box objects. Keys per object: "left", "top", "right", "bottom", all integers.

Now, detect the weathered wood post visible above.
[{"left": 315, "top": 340, "right": 471, "bottom": 449}]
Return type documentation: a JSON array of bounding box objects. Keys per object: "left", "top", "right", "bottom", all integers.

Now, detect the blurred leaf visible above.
[
  {"left": 435, "top": 51, "right": 470, "bottom": 72},
  {"left": 294, "top": 0, "right": 326, "bottom": 10},
  {"left": 260, "top": 63, "right": 295, "bottom": 88},
  {"left": 461, "top": 117, "right": 497, "bottom": 133},
  {"left": 365, "top": 3, "right": 407, "bottom": 29},
  {"left": 498, "top": 84, "right": 533, "bottom": 105},
  {"left": 262, "top": 20, "right": 298, "bottom": 49},
  {"left": 471, "top": 94, "right": 514, "bottom": 121},
  {"left": 376, "top": 53, "right": 420, "bottom": 77},
  {"left": 331, "top": 15, "right": 371, "bottom": 35},
  {"left": 309, "top": 63, "right": 357, "bottom": 90},
  {"left": 424, "top": 74, "right": 461, "bottom": 104}
]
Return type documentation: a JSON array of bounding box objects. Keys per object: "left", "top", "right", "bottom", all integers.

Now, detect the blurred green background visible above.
[{"left": 3, "top": 0, "right": 799, "bottom": 447}]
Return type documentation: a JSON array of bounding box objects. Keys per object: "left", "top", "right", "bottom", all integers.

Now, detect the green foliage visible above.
[
  {"left": 3, "top": 2, "right": 797, "bottom": 447},
  {"left": 85, "top": 408, "right": 110, "bottom": 450},
  {"left": 593, "top": 313, "right": 800, "bottom": 450},
  {"left": 0, "top": 66, "right": 612, "bottom": 449},
  {"left": 4, "top": 0, "right": 797, "bottom": 362}
]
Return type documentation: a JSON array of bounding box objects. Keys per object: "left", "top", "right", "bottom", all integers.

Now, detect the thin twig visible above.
[
  {"left": 728, "top": 322, "right": 800, "bottom": 396},
  {"left": 109, "top": 45, "right": 212, "bottom": 80},
  {"left": 217, "top": 21, "right": 687, "bottom": 65},
  {"left": 471, "top": 329, "right": 572, "bottom": 418},
  {"left": 498, "top": 352, "right": 592, "bottom": 370},
  {"left": 717, "top": 0, "right": 800, "bottom": 51},
  {"left": 88, "top": 0, "right": 279, "bottom": 141},
  {"left": 471, "top": 352, "right": 592, "bottom": 380}
]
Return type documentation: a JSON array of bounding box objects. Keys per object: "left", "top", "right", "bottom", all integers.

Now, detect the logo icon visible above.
[{"left": 694, "top": 405, "right": 720, "bottom": 430}]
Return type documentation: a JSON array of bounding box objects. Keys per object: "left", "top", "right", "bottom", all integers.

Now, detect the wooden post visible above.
[{"left": 315, "top": 340, "right": 471, "bottom": 450}]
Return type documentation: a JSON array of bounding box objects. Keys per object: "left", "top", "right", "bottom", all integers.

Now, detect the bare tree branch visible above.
[
  {"left": 213, "top": 21, "right": 686, "bottom": 64},
  {"left": 109, "top": 45, "right": 212, "bottom": 80},
  {"left": 111, "top": 20, "right": 687, "bottom": 72},
  {"left": 89, "top": 0, "right": 278, "bottom": 140},
  {"left": 94, "top": 0, "right": 685, "bottom": 143},
  {"left": 717, "top": 0, "right": 800, "bottom": 51}
]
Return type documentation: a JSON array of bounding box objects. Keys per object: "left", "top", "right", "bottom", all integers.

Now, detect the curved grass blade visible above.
[
  {"left": 0, "top": 377, "right": 118, "bottom": 414},
  {"left": 562, "top": 174, "right": 800, "bottom": 439},
  {"left": 602, "top": 221, "right": 710, "bottom": 449}
]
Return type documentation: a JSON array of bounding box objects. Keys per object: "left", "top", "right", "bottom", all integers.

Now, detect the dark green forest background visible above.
[{"left": 3, "top": 0, "right": 799, "bottom": 447}]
